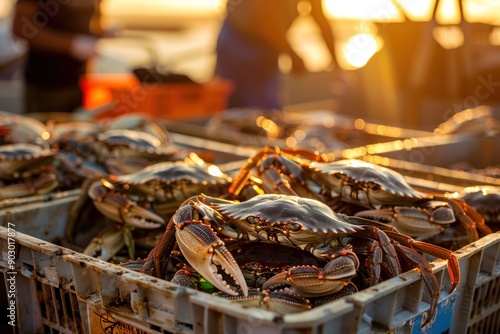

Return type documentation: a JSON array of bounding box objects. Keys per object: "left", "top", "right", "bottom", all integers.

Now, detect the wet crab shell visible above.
[
  {"left": 308, "top": 159, "right": 426, "bottom": 208},
  {"left": 103, "top": 114, "right": 174, "bottom": 148},
  {"left": 0, "top": 143, "right": 55, "bottom": 179},
  {"left": 211, "top": 194, "right": 363, "bottom": 246},
  {"left": 0, "top": 112, "right": 51, "bottom": 148},
  {"left": 98, "top": 129, "right": 176, "bottom": 158},
  {"left": 110, "top": 161, "right": 230, "bottom": 199}
]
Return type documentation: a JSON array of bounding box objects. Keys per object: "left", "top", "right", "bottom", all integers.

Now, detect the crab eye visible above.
[
  {"left": 244, "top": 263, "right": 259, "bottom": 273},
  {"left": 287, "top": 222, "right": 301, "bottom": 232},
  {"left": 334, "top": 172, "right": 346, "bottom": 180},
  {"left": 246, "top": 216, "right": 260, "bottom": 225},
  {"left": 368, "top": 182, "right": 381, "bottom": 190}
]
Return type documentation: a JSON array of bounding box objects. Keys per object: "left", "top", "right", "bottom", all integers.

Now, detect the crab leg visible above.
[
  {"left": 385, "top": 231, "right": 460, "bottom": 294},
  {"left": 142, "top": 218, "right": 177, "bottom": 279},
  {"left": 444, "top": 197, "right": 492, "bottom": 242},
  {"left": 345, "top": 220, "right": 401, "bottom": 278},
  {"left": 392, "top": 243, "right": 440, "bottom": 328}
]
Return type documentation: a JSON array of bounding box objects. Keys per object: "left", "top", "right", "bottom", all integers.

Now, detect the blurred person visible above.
[
  {"left": 11, "top": 0, "right": 113, "bottom": 114},
  {"left": 214, "top": 0, "right": 338, "bottom": 110}
]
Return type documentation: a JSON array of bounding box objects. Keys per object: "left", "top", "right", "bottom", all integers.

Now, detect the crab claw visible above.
[
  {"left": 94, "top": 194, "right": 165, "bottom": 229},
  {"left": 89, "top": 180, "right": 165, "bottom": 228},
  {"left": 83, "top": 225, "right": 125, "bottom": 261},
  {"left": 175, "top": 221, "right": 248, "bottom": 297},
  {"left": 262, "top": 250, "right": 359, "bottom": 297}
]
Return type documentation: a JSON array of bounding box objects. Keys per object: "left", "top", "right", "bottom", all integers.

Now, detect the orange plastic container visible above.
[{"left": 81, "top": 74, "right": 233, "bottom": 120}]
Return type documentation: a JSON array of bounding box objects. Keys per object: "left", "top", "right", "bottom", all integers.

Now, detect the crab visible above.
[
  {"left": 0, "top": 143, "right": 59, "bottom": 199},
  {"left": 227, "top": 147, "right": 492, "bottom": 244},
  {"left": 50, "top": 117, "right": 180, "bottom": 183},
  {"left": 0, "top": 112, "right": 51, "bottom": 148},
  {"left": 142, "top": 193, "right": 459, "bottom": 324},
  {"left": 96, "top": 129, "right": 178, "bottom": 174},
  {"left": 50, "top": 121, "right": 112, "bottom": 189},
  {"left": 101, "top": 114, "right": 174, "bottom": 149},
  {"left": 66, "top": 158, "right": 231, "bottom": 261}
]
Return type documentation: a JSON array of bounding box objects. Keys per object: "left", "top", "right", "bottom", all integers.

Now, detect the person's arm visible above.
[
  {"left": 11, "top": 1, "right": 74, "bottom": 54},
  {"left": 11, "top": 0, "right": 102, "bottom": 60},
  {"left": 309, "top": 0, "right": 338, "bottom": 67}
]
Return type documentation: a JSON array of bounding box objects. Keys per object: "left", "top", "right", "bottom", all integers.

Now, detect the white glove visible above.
[{"left": 70, "top": 35, "right": 98, "bottom": 61}]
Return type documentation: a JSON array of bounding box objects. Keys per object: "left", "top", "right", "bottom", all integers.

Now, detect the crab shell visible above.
[
  {"left": 0, "top": 112, "right": 51, "bottom": 148},
  {"left": 0, "top": 143, "right": 55, "bottom": 179},
  {"left": 103, "top": 114, "right": 173, "bottom": 148},
  {"left": 110, "top": 161, "right": 230, "bottom": 201},
  {"left": 209, "top": 194, "right": 363, "bottom": 247},
  {"left": 308, "top": 159, "right": 427, "bottom": 208},
  {"left": 98, "top": 129, "right": 176, "bottom": 158}
]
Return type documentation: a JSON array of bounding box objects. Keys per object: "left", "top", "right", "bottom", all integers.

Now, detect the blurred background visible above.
[{"left": 1, "top": 0, "right": 500, "bottom": 130}]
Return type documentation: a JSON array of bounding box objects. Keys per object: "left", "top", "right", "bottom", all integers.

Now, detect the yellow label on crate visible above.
[{"left": 89, "top": 307, "right": 152, "bottom": 334}]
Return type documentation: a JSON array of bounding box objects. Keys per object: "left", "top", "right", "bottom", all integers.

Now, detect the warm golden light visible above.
[
  {"left": 354, "top": 119, "right": 366, "bottom": 130},
  {"left": 324, "top": 0, "right": 401, "bottom": 20},
  {"left": 294, "top": 129, "right": 306, "bottom": 141},
  {"left": 432, "top": 26, "right": 464, "bottom": 49},
  {"left": 341, "top": 33, "right": 381, "bottom": 69},
  {"left": 208, "top": 165, "right": 224, "bottom": 177},
  {"left": 103, "top": 0, "right": 224, "bottom": 17},
  {"left": 490, "top": 27, "right": 500, "bottom": 46},
  {"left": 99, "top": 0, "right": 500, "bottom": 25},
  {"left": 286, "top": 137, "right": 298, "bottom": 147}
]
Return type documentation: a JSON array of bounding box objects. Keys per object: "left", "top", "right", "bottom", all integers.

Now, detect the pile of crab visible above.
[
  {"left": 0, "top": 112, "right": 188, "bottom": 200},
  {"left": 0, "top": 112, "right": 57, "bottom": 200},
  {"left": 71, "top": 146, "right": 496, "bottom": 327}
]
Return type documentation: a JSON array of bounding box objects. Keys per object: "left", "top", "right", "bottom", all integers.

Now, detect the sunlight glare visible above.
[
  {"left": 324, "top": 0, "right": 401, "bottom": 20},
  {"left": 342, "top": 33, "right": 381, "bottom": 69},
  {"left": 103, "top": 0, "right": 224, "bottom": 16},
  {"left": 432, "top": 26, "right": 464, "bottom": 49}
]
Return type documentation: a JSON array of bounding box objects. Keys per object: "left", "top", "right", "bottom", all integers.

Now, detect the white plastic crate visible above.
[
  {"left": 0, "top": 190, "right": 81, "bottom": 244},
  {"left": 1, "top": 222, "right": 499, "bottom": 334}
]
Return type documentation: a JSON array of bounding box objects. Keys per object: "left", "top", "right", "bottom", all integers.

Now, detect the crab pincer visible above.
[
  {"left": 261, "top": 249, "right": 359, "bottom": 297},
  {"left": 173, "top": 206, "right": 249, "bottom": 297},
  {"left": 144, "top": 201, "right": 249, "bottom": 297},
  {"left": 88, "top": 178, "right": 165, "bottom": 229}
]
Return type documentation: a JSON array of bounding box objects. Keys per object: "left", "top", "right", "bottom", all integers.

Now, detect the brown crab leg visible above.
[
  {"left": 259, "top": 167, "right": 298, "bottom": 196},
  {"left": 385, "top": 231, "right": 460, "bottom": 295},
  {"left": 392, "top": 243, "right": 440, "bottom": 328},
  {"left": 142, "top": 218, "right": 177, "bottom": 278},
  {"left": 446, "top": 198, "right": 492, "bottom": 241}
]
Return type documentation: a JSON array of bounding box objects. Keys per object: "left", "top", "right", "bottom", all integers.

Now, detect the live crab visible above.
[
  {"left": 142, "top": 193, "right": 460, "bottom": 324},
  {"left": 66, "top": 157, "right": 231, "bottom": 261},
  {"left": 0, "top": 143, "right": 58, "bottom": 199},
  {"left": 227, "top": 147, "right": 492, "bottom": 243}
]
